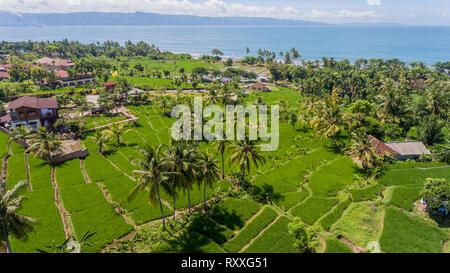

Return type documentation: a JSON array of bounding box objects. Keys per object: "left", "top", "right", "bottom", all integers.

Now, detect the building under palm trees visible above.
[{"left": 368, "top": 135, "right": 431, "bottom": 160}]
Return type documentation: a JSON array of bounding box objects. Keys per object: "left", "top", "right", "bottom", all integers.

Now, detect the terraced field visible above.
[{"left": 4, "top": 87, "right": 449, "bottom": 253}]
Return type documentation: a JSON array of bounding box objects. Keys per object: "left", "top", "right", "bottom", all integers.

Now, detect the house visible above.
[
  {"left": 34, "top": 57, "right": 94, "bottom": 87},
  {"left": 35, "top": 57, "right": 74, "bottom": 70},
  {"left": 249, "top": 82, "right": 271, "bottom": 92},
  {"left": 0, "top": 96, "right": 58, "bottom": 129},
  {"left": 368, "top": 135, "right": 431, "bottom": 160},
  {"left": 105, "top": 82, "right": 118, "bottom": 90},
  {"left": 55, "top": 70, "right": 95, "bottom": 87},
  {"left": 0, "top": 63, "right": 11, "bottom": 80},
  {"left": 0, "top": 71, "right": 9, "bottom": 80}
]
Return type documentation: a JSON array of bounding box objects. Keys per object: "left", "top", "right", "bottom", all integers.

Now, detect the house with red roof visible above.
[
  {"left": 0, "top": 63, "right": 11, "bottom": 80},
  {"left": 34, "top": 57, "right": 95, "bottom": 87},
  {"left": 249, "top": 82, "right": 271, "bottom": 92},
  {"left": 0, "top": 96, "right": 59, "bottom": 129},
  {"left": 35, "top": 57, "right": 74, "bottom": 70},
  {"left": 368, "top": 135, "right": 431, "bottom": 160}
]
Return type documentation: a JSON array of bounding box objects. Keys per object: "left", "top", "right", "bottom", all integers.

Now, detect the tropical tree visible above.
[
  {"left": 36, "top": 231, "right": 96, "bottom": 253},
  {"left": 310, "top": 93, "right": 344, "bottom": 148},
  {"left": 105, "top": 123, "right": 131, "bottom": 145},
  {"left": 198, "top": 152, "right": 221, "bottom": 210},
  {"left": 89, "top": 130, "right": 111, "bottom": 153},
  {"left": 163, "top": 141, "right": 199, "bottom": 213},
  {"left": 10, "top": 126, "right": 31, "bottom": 143},
  {"left": 288, "top": 217, "right": 319, "bottom": 253},
  {"left": 346, "top": 134, "right": 378, "bottom": 175},
  {"left": 228, "top": 140, "right": 266, "bottom": 186},
  {"left": 0, "top": 181, "right": 35, "bottom": 253},
  {"left": 129, "top": 144, "right": 173, "bottom": 229},
  {"left": 421, "top": 178, "right": 449, "bottom": 213},
  {"left": 27, "top": 127, "right": 62, "bottom": 160}
]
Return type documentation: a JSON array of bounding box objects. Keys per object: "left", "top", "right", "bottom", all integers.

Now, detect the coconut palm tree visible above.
[
  {"left": 105, "top": 123, "right": 131, "bottom": 145},
  {"left": 310, "top": 94, "right": 344, "bottom": 148},
  {"left": 89, "top": 130, "right": 111, "bottom": 154},
  {"left": 198, "top": 152, "right": 221, "bottom": 210},
  {"left": 27, "top": 127, "right": 62, "bottom": 161},
  {"left": 163, "top": 142, "right": 192, "bottom": 218},
  {"left": 228, "top": 140, "right": 266, "bottom": 186},
  {"left": 163, "top": 141, "right": 199, "bottom": 213},
  {"left": 213, "top": 139, "right": 230, "bottom": 180},
  {"left": 10, "top": 126, "right": 31, "bottom": 143},
  {"left": 128, "top": 144, "right": 173, "bottom": 229},
  {"left": 346, "top": 134, "right": 377, "bottom": 175},
  {"left": 0, "top": 181, "right": 35, "bottom": 253}
]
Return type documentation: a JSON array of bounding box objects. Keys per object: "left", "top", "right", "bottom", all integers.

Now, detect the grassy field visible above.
[
  {"left": 109, "top": 76, "right": 195, "bottom": 90},
  {"left": 380, "top": 207, "right": 447, "bottom": 253}
]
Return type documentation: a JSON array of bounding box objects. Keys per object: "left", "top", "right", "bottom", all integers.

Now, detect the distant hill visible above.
[{"left": 0, "top": 12, "right": 326, "bottom": 26}]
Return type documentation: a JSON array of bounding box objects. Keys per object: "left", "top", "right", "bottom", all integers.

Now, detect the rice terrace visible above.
[{"left": 0, "top": 7, "right": 449, "bottom": 256}]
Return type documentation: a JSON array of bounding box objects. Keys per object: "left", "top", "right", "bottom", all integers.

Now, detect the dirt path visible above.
[
  {"left": 417, "top": 166, "right": 450, "bottom": 170},
  {"left": 79, "top": 159, "right": 91, "bottom": 184},
  {"left": 318, "top": 235, "right": 327, "bottom": 253},
  {"left": 338, "top": 236, "right": 366, "bottom": 253},
  {"left": 96, "top": 182, "right": 136, "bottom": 227},
  {"left": 1, "top": 145, "right": 11, "bottom": 182},
  {"left": 377, "top": 209, "right": 386, "bottom": 241},
  {"left": 240, "top": 215, "right": 281, "bottom": 253},
  {"left": 24, "top": 153, "right": 32, "bottom": 191},
  {"left": 1, "top": 142, "right": 13, "bottom": 183},
  {"left": 443, "top": 241, "right": 448, "bottom": 253},
  {"left": 51, "top": 166, "right": 75, "bottom": 240}
]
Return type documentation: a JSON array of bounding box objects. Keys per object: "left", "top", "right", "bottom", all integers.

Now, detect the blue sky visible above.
[{"left": 1, "top": 0, "right": 449, "bottom": 25}]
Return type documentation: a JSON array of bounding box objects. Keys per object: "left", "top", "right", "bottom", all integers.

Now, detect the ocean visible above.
[{"left": 0, "top": 25, "right": 449, "bottom": 64}]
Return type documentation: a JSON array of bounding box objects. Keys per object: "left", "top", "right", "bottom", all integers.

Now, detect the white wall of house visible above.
[{"left": 10, "top": 119, "right": 42, "bottom": 129}]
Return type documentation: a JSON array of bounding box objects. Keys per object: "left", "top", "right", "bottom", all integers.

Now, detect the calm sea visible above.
[{"left": 0, "top": 25, "right": 449, "bottom": 64}]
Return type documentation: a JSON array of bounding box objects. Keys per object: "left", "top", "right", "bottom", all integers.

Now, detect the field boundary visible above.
[{"left": 51, "top": 166, "right": 76, "bottom": 240}]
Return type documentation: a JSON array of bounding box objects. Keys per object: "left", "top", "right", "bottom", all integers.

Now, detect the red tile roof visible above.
[
  {"left": 55, "top": 70, "right": 69, "bottom": 78},
  {"left": 0, "top": 63, "right": 11, "bottom": 71},
  {"left": 9, "top": 96, "right": 58, "bottom": 110},
  {"left": 0, "top": 71, "right": 9, "bottom": 78},
  {"left": 0, "top": 113, "right": 11, "bottom": 123},
  {"left": 105, "top": 82, "right": 117, "bottom": 86},
  {"left": 35, "top": 57, "right": 73, "bottom": 67},
  {"left": 368, "top": 135, "right": 399, "bottom": 156},
  {"left": 250, "top": 83, "right": 269, "bottom": 88}
]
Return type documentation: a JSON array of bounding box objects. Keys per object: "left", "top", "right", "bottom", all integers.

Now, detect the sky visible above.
[{"left": 0, "top": 0, "right": 449, "bottom": 26}]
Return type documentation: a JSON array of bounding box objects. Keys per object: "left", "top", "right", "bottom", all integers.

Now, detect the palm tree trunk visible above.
[
  {"left": 221, "top": 152, "right": 225, "bottom": 180},
  {"left": 203, "top": 180, "right": 207, "bottom": 210},
  {"left": 155, "top": 183, "right": 165, "bottom": 229},
  {"left": 173, "top": 197, "right": 176, "bottom": 220},
  {"left": 187, "top": 185, "right": 191, "bottom": 213},
  {"left": 6, "top": 237, "right": 12, "bottom": 253}
]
